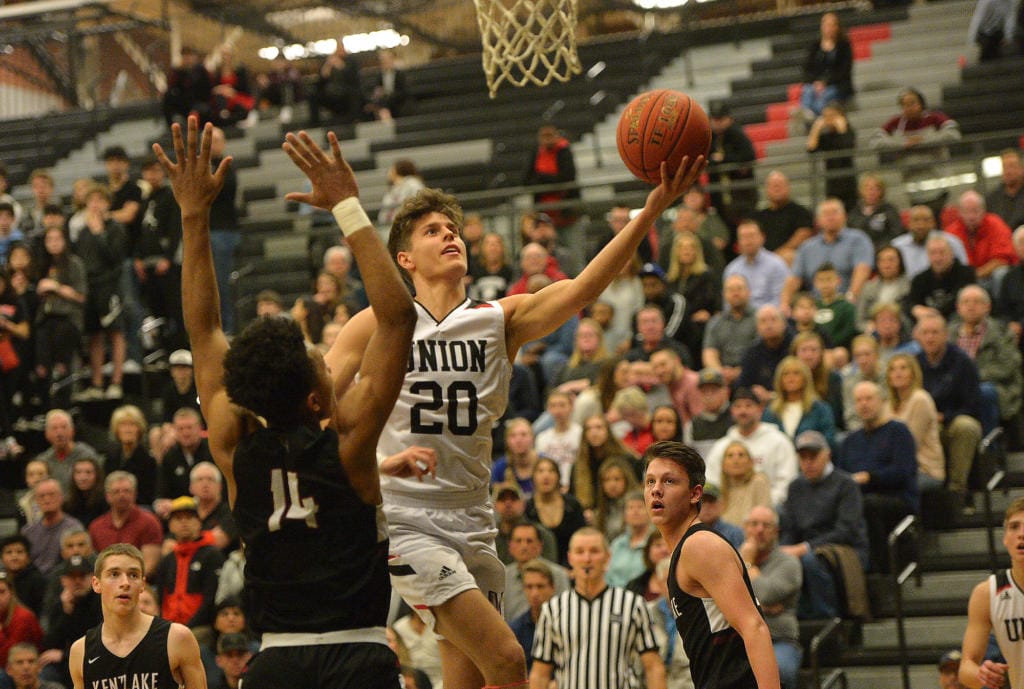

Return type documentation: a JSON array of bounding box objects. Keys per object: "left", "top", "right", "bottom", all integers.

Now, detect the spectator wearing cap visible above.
[
  {"left": 626, "top": 304, "right": 693, "bottom": 367},
  {"left": 781, "top": 198, "right": 874, "bottom": 310},
  {"left": 837, "top": 381, "right": 918, "bottom": 572},
  {"left": 493, "top": 482, "right": 559, "bottom": 565},
  {"left": 937, "top": 649, "right": 964, "bottom": 689},
  {"left": 506, "top": 242, "right": 568, "bottom": 296},
  {"left": 39, "top": 554, "right": 100, "bottom": 687},
  {"left": 503, "top": 522, "right": 570, "bottom": 622},
  {"left": 210, "top": 633, "right": 252, "bottom": 689},
  {"left": 154, "top": 496, "right": 225, "bottom": 632},
  {"left": 158, "top": 349, "right": 202, "bottom": 426},
  {"left": 705, "top": 386, "right": 799, "bottom": 506},
  {"left": 684, "top": 368, "right": 733, "bottom": 449},
  {"left": 779, "top": 430, "right": 868, "bottom": 618},
  {"left": 0, "top": 571, "right": 43, "bottom": 667},
  {"left": 702, "top": 275, "right": 758, "bottom": 387},
  {"left": 697, "top": 483, "right": 744, "bottom": 549},
  {"left": 708, "top": 102, "right": 758, "bottom": 225},
  {"left": 736, "top": 304, "right": 794, "bottom": 402},
  {"left": 0, "top": 536, "right": 46, "bottom": 617},
  {"left": 526, "top": 212, "right": 576, "bottom": 274},
  {"left": 20, "top": 479, "right": 83, "bottom": 576}
]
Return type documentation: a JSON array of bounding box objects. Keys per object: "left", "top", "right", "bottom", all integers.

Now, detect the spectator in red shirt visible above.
[
  {"left": 154, "top": 496, "right": 224, "bottom": 630},
  {"left": 945, "top": 189, "right": 1018, "bottom": 294},
  {"left": 612, "top": 386, "right": 654, "bottom": 456},
  {"left": 0, "top": 572, "right": 43, "bottom": 667},
  {"left": 87, "top": 471, "right": 163, "bottom": 576},
  {"left": 506, "top": 243, "right": 568, "bottom": 296}
]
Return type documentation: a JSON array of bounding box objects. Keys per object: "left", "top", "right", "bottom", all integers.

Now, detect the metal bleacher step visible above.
[
  {"left": 859, "top": 615, "right": 966, "bottom": 650},
  {"left": 841, "top": 664, "right": 934, "bottom": 689}
]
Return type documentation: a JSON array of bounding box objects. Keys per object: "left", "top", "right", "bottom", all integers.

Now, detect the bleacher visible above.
[{"left": 3, "top": 2, "right": 1024, "bottom": 685}]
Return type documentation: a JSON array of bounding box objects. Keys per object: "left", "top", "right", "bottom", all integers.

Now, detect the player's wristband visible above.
[{"left": 331, "top": 197, "right": 371, "bottom": 238}]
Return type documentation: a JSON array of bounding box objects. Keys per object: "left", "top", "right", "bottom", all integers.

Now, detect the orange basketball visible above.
[{"left": 616, "top": 89, "right": 711, "bottom": 185}]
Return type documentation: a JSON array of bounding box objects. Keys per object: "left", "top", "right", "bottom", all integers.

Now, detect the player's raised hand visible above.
[
  {"left": 152, "top": 116, "right": 232, "bottom": 218},
  {"left": 283, "top": 130, "right": 358, "bottom": 211},
  {"left": 646, "top": 154, "right": 707, "bottom": 215}
]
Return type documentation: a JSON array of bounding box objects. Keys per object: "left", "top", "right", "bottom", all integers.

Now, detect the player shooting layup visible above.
[{"left": 329, "top": 156, "right": 705, "bottom": 688}]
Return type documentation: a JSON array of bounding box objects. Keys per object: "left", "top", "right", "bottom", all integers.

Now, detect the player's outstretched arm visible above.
[
  {"left": 685, "top": 532, "right": 781, "bottom": 689},
  {"left": 961, "top": 580, "right": 1007, "bottom": 688},
  {"left": 168, "top": 622, "right": 209, "bottom": 689},
  {"left": 153, "top": 117, "right": 238, "bottom": 462},
  {"left": 503, "top": 156, "right": 705, "bottom": 357},
  {"left": 282, "top": 130, "right": 416, "bottom": 502}
]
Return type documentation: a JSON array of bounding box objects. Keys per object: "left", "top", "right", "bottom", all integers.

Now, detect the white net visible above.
[{"left": 473, "top": 0, "right": 582, "bottom": 98}]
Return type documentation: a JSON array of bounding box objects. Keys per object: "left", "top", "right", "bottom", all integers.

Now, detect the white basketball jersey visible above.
[
  {"left": 378, "top": 298, "right": 511, "bottom": 507},
  {"left": 990, "top": 569, "right": 1024, "bottom": 689}
]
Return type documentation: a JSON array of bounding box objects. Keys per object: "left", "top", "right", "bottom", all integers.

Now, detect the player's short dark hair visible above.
[
  {"left": 642, "top": 440, "right": 706, "bottom": 490},
  {"left": 0, "top": 203, "right": 13, "bottom": 216},
  {"left": 511, "top": 521, "right": 543, "bottom": 542},
  {"left": 42, "top": 204, "right": 64, "bottom": 217},
  {"left": 223, "top": 316, "right": 316, "bottom": 427},
  {"left": 387, "top": 188, "right": 464, "bottom": 277},
  {"left": 813, "top": 261, "right": 838, "bottom": 276}
]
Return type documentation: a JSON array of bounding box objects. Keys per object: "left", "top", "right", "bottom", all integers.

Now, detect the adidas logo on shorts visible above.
[{"left": 439, "top": 565, "right": 456, "bottom": 580}]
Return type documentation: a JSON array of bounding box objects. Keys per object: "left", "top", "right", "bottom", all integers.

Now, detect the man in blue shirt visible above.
[
  {"left": 838, "top": 381, "right": 917, "bottom": 573},
  {"left": 781, "top": 198, "right": 874, "bottom": 311}
]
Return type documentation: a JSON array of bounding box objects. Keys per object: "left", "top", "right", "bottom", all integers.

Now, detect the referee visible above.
[{"left": 530, "top": 527, "right": 667, "bottom": 689}]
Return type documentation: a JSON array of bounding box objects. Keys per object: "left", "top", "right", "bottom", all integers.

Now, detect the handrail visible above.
[
  {"left": 985, "top": 468, "right": 1007, "bottom": 574},
  {"left": 809, "top": 616, "right": 844, "bottom": 689},
  {"left": 888, "top": 514, "right": 919, "bottom": 689},
  {"left": 820, "top": 667, "right": 848, "bottom": 689}
]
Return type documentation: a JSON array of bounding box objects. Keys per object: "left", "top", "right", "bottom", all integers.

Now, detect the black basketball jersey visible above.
[
  {"left": 83, "top": 616, "right": 178, "bottom": 689},
  {"left": 231, "top": 424, "right": 390, "bottom": 634},
  {"left": 666, "top": 522, "right": 760, "bottom": 689}
]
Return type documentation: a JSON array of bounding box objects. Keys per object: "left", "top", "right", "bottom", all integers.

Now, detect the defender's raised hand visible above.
[
  {"left": 152, "top": 116, "right": 232, "bottom": 218},
  {"left": 283, "top": 130, "right": 358, "bottom": 211}
]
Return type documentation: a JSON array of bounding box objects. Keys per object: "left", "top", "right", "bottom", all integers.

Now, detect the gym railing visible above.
[
  {"left": 808, "top": 616, "right": 845, "bottom": 689},
  {"left": 888, "top": 514, "right": 921, "bottom": 689}
]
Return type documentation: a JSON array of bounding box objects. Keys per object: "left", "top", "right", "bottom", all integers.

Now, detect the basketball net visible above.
[{"left": 473, "top": 0, "right": 582, "bottom": 98}]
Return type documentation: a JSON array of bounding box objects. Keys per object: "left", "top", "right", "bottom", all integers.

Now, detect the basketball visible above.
[{"left": 616, "top": 89, "right": 711, "bottom": 185}]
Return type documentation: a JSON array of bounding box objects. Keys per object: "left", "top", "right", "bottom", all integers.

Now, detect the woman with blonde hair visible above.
[
  {"left": 665, "top": 232, "right": 719, "bottom": 363},
  {"left": 105, "top": 404, "right": 157, "bottom": 505},
  {"left": 791, "top": 331, "right": 844, "bottom": 429},
  {"left": 571, "top": 414, "right": 638, "bottom": 515},
  {"left": 719, "top": 441, "right": 772, "bottom": 524},
  {"left": 763, "top": 356, "right": 837, "bottom": 449},
  {"left": 553, "top": 317, "right": 609, "bottom": 390},
  {"left": 611, "top": 385, "right": 654, "bottom": 456},
  {"left": 886, "top": 353, "right": 945, "bottom": 491}
]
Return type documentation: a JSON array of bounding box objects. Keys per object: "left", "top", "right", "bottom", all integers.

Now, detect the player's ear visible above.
[
  {"left": 690, "top": 483, "right": 703, "bottom": 507},
  {"left": 395, "top": 250, "right": 414, "bottom": 272}
]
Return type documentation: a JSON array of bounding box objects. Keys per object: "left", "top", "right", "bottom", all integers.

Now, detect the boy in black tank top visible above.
[
  {"left": 69, "top": 543, "right": 205, "bottom": 689},
  {"left": 152, "top": 118, "right": 421, "bottom": 688},
  {"left": 642, "top": 440, "right": 781, "bottom": 689}
]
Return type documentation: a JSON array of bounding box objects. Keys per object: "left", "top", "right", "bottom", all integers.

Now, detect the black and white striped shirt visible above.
[{"left": 533, "top": 585, "right": 659, "bottom": 689}]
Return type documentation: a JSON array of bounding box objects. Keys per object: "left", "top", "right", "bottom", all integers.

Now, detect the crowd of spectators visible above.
[{"left": 0, "top": 13, "right": 1022, "bottom": 688}]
